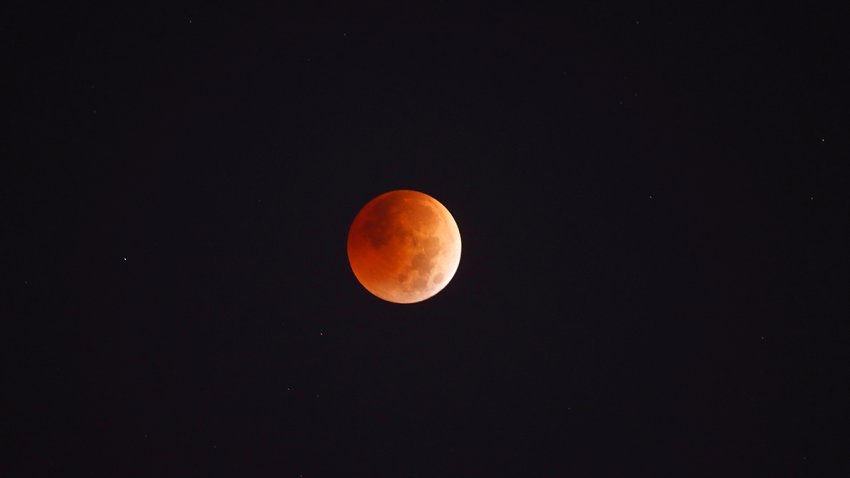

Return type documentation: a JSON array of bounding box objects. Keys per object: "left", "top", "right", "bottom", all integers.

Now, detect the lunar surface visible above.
[{"left": 347, "top": 190, "right": 461, "bottom": 304}]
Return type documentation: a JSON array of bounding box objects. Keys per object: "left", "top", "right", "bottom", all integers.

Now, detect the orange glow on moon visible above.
[{"left": 347, "top": 190, "right": 461, "bottom": 304}]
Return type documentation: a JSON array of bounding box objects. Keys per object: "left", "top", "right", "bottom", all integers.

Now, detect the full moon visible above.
[{"left": 347, "top": 190, "right": 461, "bottom": 304}]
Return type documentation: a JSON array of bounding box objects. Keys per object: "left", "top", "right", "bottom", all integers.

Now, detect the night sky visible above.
[{"left": 6, "top": 3, "right": 848, "bottom": 477}]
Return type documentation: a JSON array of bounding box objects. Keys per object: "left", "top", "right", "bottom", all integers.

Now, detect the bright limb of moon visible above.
[{"left": 347, "top": 190, "right": 461, "bottom": 304}]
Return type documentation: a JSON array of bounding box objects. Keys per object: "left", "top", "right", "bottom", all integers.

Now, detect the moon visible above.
[{"left": 347, "top": 190, "right": 461, "bottom": 304}]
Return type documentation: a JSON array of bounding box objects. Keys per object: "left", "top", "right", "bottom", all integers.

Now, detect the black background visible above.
[{"left": 5, "top": 3, "right": 848, "bottom": 476}]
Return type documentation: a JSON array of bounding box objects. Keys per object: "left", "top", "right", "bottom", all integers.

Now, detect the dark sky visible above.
[{"left": 6, "top": 3, "right": 848, "bottom": 477}]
